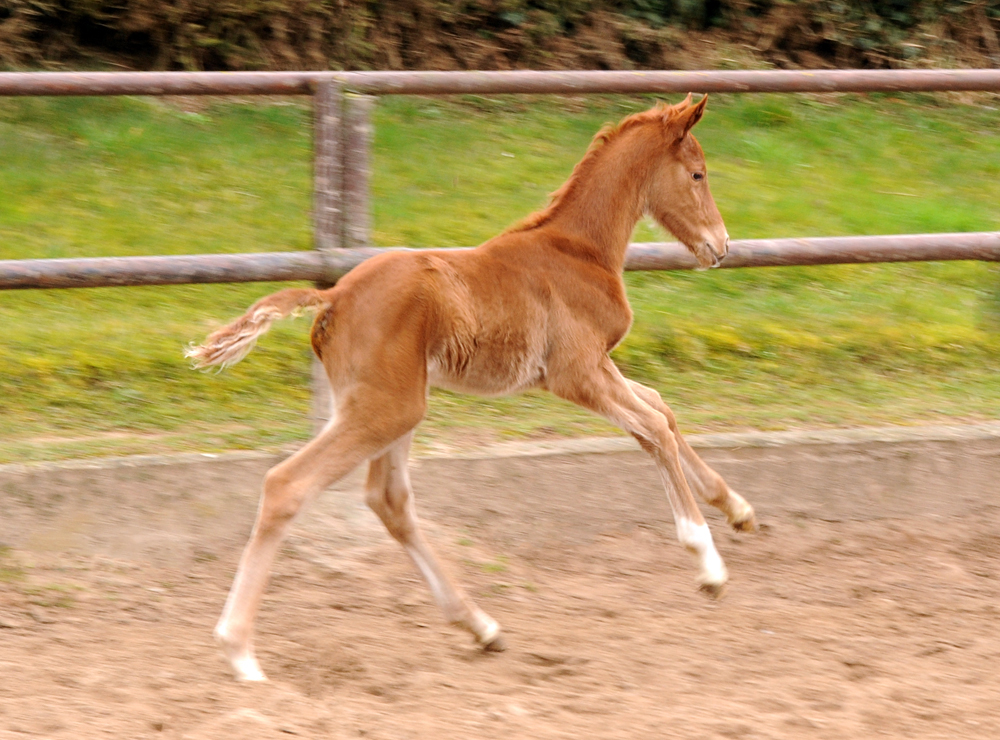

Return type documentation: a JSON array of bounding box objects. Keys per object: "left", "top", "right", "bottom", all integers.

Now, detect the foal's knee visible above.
[
  {"left": 647, "top": 390, "right": 679, "bottom": 430},
  {"left": 632, "top": 383, "right": 679, "bottom": 429},
  {"left": 365, "top": 481, "right": 416, "bottom": 541},
  {"left": 660, "top": 403, "right": 678, "bottom": 429},
  {"left": 364, "top": 483, "right": 389, "bottom": 520},
  {"left": 632, "top": 420, "right": 680, "bottom": 462},
  {"left": 257, "top": 467, "right": 309, "bottom": 531}
]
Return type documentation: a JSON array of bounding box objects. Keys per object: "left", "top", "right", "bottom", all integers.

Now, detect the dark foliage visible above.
[{"left": 1, "top": 0, "right": 998, "bottom": 70}]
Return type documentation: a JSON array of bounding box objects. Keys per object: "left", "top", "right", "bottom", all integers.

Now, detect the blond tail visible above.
[{"left": 185, "top": 288, "right": 331, "bottom": 370}]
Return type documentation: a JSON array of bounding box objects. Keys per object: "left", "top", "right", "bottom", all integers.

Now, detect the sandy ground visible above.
[{"left": 1, "top": 504, "right": 999, "bottom": 739}]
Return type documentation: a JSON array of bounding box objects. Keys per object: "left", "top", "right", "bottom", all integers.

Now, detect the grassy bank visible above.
[{"left": 1, "top": 93, "right": 999, "bottom": 462}]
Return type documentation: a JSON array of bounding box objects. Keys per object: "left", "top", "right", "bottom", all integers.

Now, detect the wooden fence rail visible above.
[
  {"left": 3, "top": 69, "right": 1000, "bottom": 97},
  {"left": 2, "top": 233, "right": 1000, "bottom": 291}
]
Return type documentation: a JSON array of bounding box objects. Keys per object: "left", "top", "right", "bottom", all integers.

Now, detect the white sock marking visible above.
[
  {"left": 676, "top": 518, "right": 727, "bottom": 586},
  {"left": 405, "top": 544, "right": 498, "bottom": 642}
]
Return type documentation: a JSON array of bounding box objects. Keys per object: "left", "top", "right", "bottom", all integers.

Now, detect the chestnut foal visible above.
[{"left": 189, "top": 95, "right": 756, "bottom": 681}]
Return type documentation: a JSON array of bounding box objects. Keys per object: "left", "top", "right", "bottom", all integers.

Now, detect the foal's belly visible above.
[{"left": 426, "top": 340, "right": 546, "bottom": 397}]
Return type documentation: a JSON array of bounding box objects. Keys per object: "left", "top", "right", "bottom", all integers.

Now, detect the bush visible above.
[{"left": 1, "top": 0, "right": 998, "bottom": 71}]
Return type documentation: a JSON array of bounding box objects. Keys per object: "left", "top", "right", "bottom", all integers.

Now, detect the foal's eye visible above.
[{"left": 692, "top": 172, "right": 705, "bottom": 181}]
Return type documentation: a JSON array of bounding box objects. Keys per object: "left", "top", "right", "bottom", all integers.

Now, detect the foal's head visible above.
[{"left": 645, "top": 95, "right": 729, "bottom": 269}]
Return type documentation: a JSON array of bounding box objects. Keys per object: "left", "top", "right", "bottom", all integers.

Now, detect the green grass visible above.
[
  {"left": 1, "top": 93, "right": 999, "bottom": 463},
  {"left": 0, "top": 546, "right": 26, "bottom": 582}
]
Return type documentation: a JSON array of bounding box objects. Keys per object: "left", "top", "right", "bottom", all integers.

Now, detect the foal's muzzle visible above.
[{"left": 698, "top": 235, "right": 729, "bottom": 270}]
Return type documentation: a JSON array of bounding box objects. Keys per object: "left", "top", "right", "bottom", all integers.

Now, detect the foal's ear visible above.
[{"left": 672, "top": 94, "right": 708, "bottom": 138}]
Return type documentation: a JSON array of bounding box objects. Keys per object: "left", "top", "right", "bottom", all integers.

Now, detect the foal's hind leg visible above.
[
  {"left": 215, "top": 397, "right": 423, "bottom": 681},
  {"left": 551, "top": 358, "right": 728, "bottom": 595},
  {"left": 627, "top": 380, "right": 756, "bottom": 532},
  {"left": 366, "top": 433, "right": 504, "bottom": 651}
]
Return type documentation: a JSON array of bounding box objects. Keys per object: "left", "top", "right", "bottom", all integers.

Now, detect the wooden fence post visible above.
[
  {"left": 310, "top": 88, "right": 375, "bottom": 434},
  {"left": 343, "top": 94, "right": 376, "bottom": 250},
  {"left": 311, "top": 80, "right": 343, "bottom": 433}
]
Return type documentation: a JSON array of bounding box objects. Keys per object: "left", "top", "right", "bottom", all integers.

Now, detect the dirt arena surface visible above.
[{"left": 2, "top": 496, "right": 999, "bottom": 740}]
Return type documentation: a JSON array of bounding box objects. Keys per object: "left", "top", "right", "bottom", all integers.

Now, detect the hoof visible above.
[
  {"left": 481, "top": 634, "right": 507, "bottom": 652},
  {"left": 237, "top": 668, "right": 268, "bottom": 682},
  {"left": 730, "top": 514, "right": 757, "bottom": 533},
  {"left": 216, "top": 628, "right": 267, "bottom": 682},
  {"left": 228, "top": 653, "right": 268, "bottom": 682},
  {"left": 698, "top": 580, "right": 727, "bottom": 600}
]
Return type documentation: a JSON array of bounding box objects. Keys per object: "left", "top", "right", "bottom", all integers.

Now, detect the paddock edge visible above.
[{"left": 3, "top": 422, "right": 999, "bottom": 568}]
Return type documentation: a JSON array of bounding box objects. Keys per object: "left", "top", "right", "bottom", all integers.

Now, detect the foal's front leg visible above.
[
  {"left": 552, "top": 358, "right": 728, "bottom": 594},
  {"left": 366, "top": 434, "right": 505, "bottom": 650},
  {"left": 627, "top": 380, "right": 756, "bottom": 532}
]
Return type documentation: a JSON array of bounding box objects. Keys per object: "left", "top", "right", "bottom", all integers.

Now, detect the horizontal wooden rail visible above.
[
  {"left": 2, "top": 233, "right": 998, "bottom": 290},
  {"left": 2, "top": 70, "right": 1000, "bottom": 97}
]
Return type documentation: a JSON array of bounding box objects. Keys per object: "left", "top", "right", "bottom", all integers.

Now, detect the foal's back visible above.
[{"left": 315, "top": 231, "right": 632, "bottom": 397}]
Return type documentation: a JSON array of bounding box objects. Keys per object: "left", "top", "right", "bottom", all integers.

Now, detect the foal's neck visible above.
[{"left": 543, "top": 127, "right": 657, "bottom": 272}]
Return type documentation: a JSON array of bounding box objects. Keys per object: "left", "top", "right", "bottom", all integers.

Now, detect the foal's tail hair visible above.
[{"left": 185, "top": 288, "right": 332, "bottom": 370}]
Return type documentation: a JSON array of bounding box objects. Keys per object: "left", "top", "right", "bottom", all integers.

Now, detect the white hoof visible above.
[
  {"left": 454, "top": 610, "right": 504, "bottom": 650},
  {"left": 476, "top": 614, "right": 501, "bottom": 645},
  {"left": 216, "top": 625, "right": 267, "bottom": 682},
  {"left": 678, "top": 520, "right": 728, "bottom": 583},
  {"left": 231, "top": 653, "right": 268, "bottom": 682}
]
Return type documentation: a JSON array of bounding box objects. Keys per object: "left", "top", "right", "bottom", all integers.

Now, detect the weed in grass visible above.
[
  {"left": 24, "top": 583, "right": 79, "bottom": 608},
  {"left": 479, "top": 556, "right": 509, "bottom": 574},
  {"left": 0, "top": 547, "right": 26, "bottom": 583}
]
